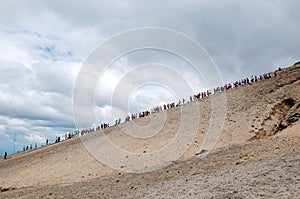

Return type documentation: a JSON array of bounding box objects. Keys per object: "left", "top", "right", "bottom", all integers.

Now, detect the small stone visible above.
[{"left": 287, "top": 112, "right": 300, "bottom": 123}]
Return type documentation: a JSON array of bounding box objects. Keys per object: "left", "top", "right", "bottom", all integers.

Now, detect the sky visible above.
[{"left": 0, "top": 0, "right": 299, "bottom": 156}]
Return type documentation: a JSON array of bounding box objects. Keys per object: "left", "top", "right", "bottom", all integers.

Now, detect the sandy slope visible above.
[
  {"left": 0, "top": 64, "right": 300, "bottom": 198},
  {"left": 0, "top": 137, "right": 116, "bottom": 189},
  {"left": 131, "top": 122, "right": 300, "bottom": 199}
]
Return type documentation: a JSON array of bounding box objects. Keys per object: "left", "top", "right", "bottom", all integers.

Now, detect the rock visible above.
[
  {"left": 195, "top": 149, "right": 209, "bottom": 156},
  {"left": 293, "top": 61, "right": 300, "bottom": 65},
  {"left": 287, "top": 112, "right": 300, "bottom": 123}
]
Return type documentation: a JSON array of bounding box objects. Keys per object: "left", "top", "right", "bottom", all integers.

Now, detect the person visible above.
[
  {"left": 4, "top": 152, "right": 7, "bottom": 159},
  {"left": 46, "top": 139, "right": 48, "bottom": 145}
]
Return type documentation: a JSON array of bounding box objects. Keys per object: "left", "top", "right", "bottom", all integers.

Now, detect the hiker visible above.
[{"left": 4, "top": 152, "right": 7, "bottom": 159}]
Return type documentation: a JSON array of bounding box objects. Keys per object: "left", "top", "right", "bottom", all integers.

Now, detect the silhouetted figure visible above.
[
  {"left": 4, "top": 152, "right": 7, "bottom": 159},
  {"left": 46, "top": 139, "right": 48, "bottom": 145}
]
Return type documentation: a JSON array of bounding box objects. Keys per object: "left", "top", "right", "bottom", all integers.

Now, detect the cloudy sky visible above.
[{"left": 0, "top": 0, "right": 299, "bottom": 155}]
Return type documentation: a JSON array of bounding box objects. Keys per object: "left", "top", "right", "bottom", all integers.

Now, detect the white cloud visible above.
[
  {"left": 0, "top": 36, "right": 34, "bottom": 67},
  {"left": 23, "top": 133, "right": 46, "bottom": 144},
  {"left": 8, "top": 118, "right": 26, "bottom": 127}
]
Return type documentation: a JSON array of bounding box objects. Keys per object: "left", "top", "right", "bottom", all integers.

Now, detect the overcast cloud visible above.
[{"left": 0, "top": 0, "right": 299, "bottom": 155}]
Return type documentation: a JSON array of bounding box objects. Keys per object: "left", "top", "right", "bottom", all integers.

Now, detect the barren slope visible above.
[{"left": 0, "top": 64, "right": 300, "bottom": 198}]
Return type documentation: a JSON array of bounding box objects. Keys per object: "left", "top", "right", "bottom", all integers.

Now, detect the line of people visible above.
[{"left": 17, "top": 69, "right": 277, "bottom": 155}]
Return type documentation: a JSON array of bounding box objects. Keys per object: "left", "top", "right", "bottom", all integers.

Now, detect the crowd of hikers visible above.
[{"left": 6, "top": 69, "right": 279, "bottom": 158}]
